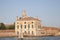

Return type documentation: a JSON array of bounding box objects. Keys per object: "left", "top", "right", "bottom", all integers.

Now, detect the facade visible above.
[
  {"left": 40, "top": 27, "right": 60, "bottom": 36},
  {"left": 36, "top": 27, "right": 60, "bottom": 36},
  {"left": 15, "top": 10, "right": 41, "bottom": 38}
]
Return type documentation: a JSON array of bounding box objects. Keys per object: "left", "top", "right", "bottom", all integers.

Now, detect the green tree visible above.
[
  {"left": 8, "top": 23, "right": 15, "bottom": 29},
  {"left": 0, "top": 23, "right": 6, "bottom": 30}
]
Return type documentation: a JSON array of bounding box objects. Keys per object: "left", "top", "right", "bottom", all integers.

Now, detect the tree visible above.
[
  {"left": 8, "top": 23, "right": 15, "bottom": 29},
  {"left": 0, "top": 23, "right": 6, "bottom": 30}
]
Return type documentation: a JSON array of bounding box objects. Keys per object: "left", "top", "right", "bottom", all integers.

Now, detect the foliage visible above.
[
  {"left": 0, "top": 22, "right": 15, "bottom": 30},
  {"left": 8, "top": 23, "right": 15, "bottom": 29},
  {"left": 0, "top": 23, "right": 6, "bottom": 30}
]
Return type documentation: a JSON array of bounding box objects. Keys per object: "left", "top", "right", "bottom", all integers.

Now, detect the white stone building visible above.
[{"left": 15, "top": 10, "right": 41, "bottom": 38}]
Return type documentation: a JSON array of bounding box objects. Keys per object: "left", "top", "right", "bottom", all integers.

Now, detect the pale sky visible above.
[{"left": 0, "top": 0, "right": 60, "bottom": 28}]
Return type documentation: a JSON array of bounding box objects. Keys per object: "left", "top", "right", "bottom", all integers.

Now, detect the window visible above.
[
  {"left": 21, "top": 25, "right": 22, "bottom": 29},
  {"left": 38, "top": 26, "right": 40, "bottom": 28},
  {"left": 24, "top": 22, "right": 26, "bottom": 24},
  {"left": 17, "top": 31, "right": 19, "bottom": 35},
  {"left": 32, "top": 22, "right": 34, "bottom": 24},
  {"left": 17, "top": 31, "right": 19, "bottom": 37},
  {"left": 28, "top": 31, "right": 30, "bottom": 34},
  {"left": 41, "top": 32, "right": 45, "bottom": 34},
  {"left": 32, "top": 25, "right": 33, "bottom": 28},
  {"left": 17, "top": 25, "right": 19, "bottom": 29},
  {"left": 32, "top": 31, "right": 33, "bottom": 34},
  {"left": 28, "top": 24, "right": 30, "bottom": 30},
  {"left": 24, "top": 31, "right": 26, "bottom": 34},
  {"left": 20, "top": 25, "right": 22, "bottom": 29},
  {"left": 24, "top": 25, "right": 26, "bottom": 29}
]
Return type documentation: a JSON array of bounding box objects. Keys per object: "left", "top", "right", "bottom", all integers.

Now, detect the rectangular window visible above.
[
  {"left": 17, "top": 25, "right": 19, "bottom": 29},
  {"left": 32, "top": 25, "right": 33, "bottom": 28},
  {"left": 28, "top": 31, "right": 30, "bottom": 34},
  {"left": 32, "top": 31, "right": 33, "bottom": 34},
  {"left": 20, "top": 25, "right": 22, "bottom": 29},
  {"left": 38, "top": 26, "right": 40, "bottom": 28},
  {"left": 24, "top": 25, "right": 26, "bottom": 29},
  {"left": 28, "top": 24, "right": 30, "bottom": 30},
  {"left": 17, "top": 31, "right": 19, "bottom": 35},
  {"left": 24, "top": 31, "right": 26, "bottom": 34}
]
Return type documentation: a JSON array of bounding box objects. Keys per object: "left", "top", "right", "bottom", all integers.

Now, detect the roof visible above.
[
  {"left": 41, "top": 27, "right": 60, "bottom": 30},
  {"left": 18, "top": 17, "right": 40, "bottom": 21}
]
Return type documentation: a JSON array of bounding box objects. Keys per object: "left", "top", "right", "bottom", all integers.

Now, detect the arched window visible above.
[
  {"left": 24, "top": 22, "right": 26, "bottom": 24},
  {"left": 32, "top": 22, "right": 34, "bottom": 24}
]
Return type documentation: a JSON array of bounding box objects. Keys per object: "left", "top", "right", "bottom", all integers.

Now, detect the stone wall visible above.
[{"left": 0, "top": 30, "right": 17, "bottom": 37}]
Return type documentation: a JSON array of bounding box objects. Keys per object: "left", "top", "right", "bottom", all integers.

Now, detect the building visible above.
[
  {"left": 15, "top": 10, "right": 41, "bottom": 38},
  {"left": 36, "top": 26, "right": 60, "bottom": 36},
  {"left": 40, "top": 27, "right": 60, "bottom": 36}
]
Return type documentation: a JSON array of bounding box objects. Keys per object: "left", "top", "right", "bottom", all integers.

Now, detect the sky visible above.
[{"left": 0, "top": 0, "right": 60, "bottom": 28}]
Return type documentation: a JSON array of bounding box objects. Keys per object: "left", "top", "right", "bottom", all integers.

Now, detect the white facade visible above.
[{"left": 15, "top": 11, "right": 41, "bottom": 38}]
